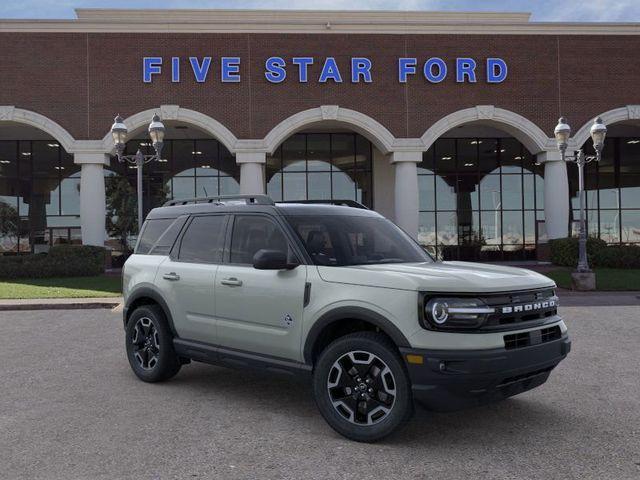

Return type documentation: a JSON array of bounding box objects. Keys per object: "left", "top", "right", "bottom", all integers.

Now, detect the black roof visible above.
[{"left": 146, "top": 196, "right": 381, "bottom": 220}]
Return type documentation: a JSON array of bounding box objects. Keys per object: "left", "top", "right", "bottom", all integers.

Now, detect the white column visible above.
[
  {"left": 391, "top": 151, "right": 421, "bottom": 239},
  {"left": 538, "top": 151, "right": 569, "bottom": 239},
  {"left": 237, "top": 151, "right": 266, "bottom": 195},
  {"left": 75, "top": 153, "right": 109, "bottom": 246}
]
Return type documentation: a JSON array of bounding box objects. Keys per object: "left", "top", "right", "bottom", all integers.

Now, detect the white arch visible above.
[
  {"left": 263, "top": 106, "right": 396, "bottom": 155},
  {"left": 572, "top": 105, "right": 640, "bottom": 148},
  {"left": 0, "top": 106, "right": 76, "bottom": 153},
  {"left": 100, "top": 105, "right": 239, "bottom": 154},
  {"left": 420, "top": 105, "right": 553, "bottom": 154}
]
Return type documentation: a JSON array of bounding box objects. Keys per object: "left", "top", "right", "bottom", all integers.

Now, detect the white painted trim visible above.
[
  {"left": 263, "top": 106, "right": 397, "bottom": 155},
  {"left": 421, "top": 105, "right": 553, "bottom": 154},
  {"left": 0, "top": 106, "right": 76, "bottom": 153},
  {"left": 571, "top": 105, "right": 640, "bottom": 148},
  {"left": 100, "top": 105, "right": 239, "bottom": 154}
]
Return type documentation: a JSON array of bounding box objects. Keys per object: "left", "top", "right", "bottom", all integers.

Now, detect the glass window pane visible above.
[
  {"left": 353, "top": 170, "right": 372, "bottom": 206},
  {"left": 502, "top": 211, "right": 523, "bottom": 246},
  {"left": 308, "top": 172, "right": 331, "bottom": 200},
  {"left": 419, "top": 148, "right": 434, "bottom": 173},
  {"left": 219, "top": 176, "right": 240, "bottom": 195},
  {"left": 331, "top": 134, "right": 355, "bottom": 172},
  {"left": 621, "top": 210, "right": 640, "bottom": 243},
  {"left": 599, "top": 210, "right": 620, "bottom": 243},
  {"left": 266, "top": 147, "right": 282, "bottom": 179},
  {"left": 194, "top": 139, "right": 219, "bottom": 174},
  {"left": 172, "top": 177, "right": 195, "bottom": 200},
  {"left": 418, "top": 211, "right": 436, "bottom": 246},
  {"left": 219, "top": 146, "right": 239, "bottom": 180},
  {"left": 332, "top": 171, "right": 356, "bottom": 200},
  {"left": 60, "top": 177, "right": 80, "bottom": 215},
  {"left": 535, "top": 174, "right": 544, "bottom": 210},
  {"left": 307, "top": 134, "right": 331, "bottom": 171},
  {"left": 620, "top": 138, "right": 640, "bottom": 173},
  {"left": 524, "top": 210, "right": 536, "bottom": 244},
  {"left": 0, "top": 141, "right": 18, "bottom": 177},
  {"left": 435, "top": 139, "right": 456, "bottom": 175},
  {"left": 457, "top": 138, "right": 478, "bottom": 172},
  {"left": 32, "top": 141, "right": 59, "bottom": 177},
  {"left": 479, "top": 175, "right": 501, "bottom": 211},
  {"left": 179, "top": 215, "right": 227, "bottom": 263},
  {"left": 456, "top": 176, "right": 479, "bottom": 210},
  {"left": 620, "top": 181, "right": 640, "bottom": 208},
  {"left": 230, "top": 215, "right": 288, "bottom": 264},
  {"left": 500, "top": 138, "right": 522, "bottom": 174},
  {"left": 481, "top": 210, "right": 502, "bottom": 246},
  {"left": 478, "top": 139, "right": 499, "bottom": 174},
  {"left": 435, "top": 175, "right": 456, "bottom": 210},
  {"left": 436, "top": 211, "right": 457, "bottom": 245},
  {"left": 282, "top": 135, "right": 306, "bottom": 172},
  {"left": 172, "top": 140, "right": 195, "bottom": 176},
  {"left": 267, "top": 172, "right": 282, "bottom": 201},
  {"left": 523, "top": 174, "right": 535, "bottom": 210},
  {"left": 282, "top": 173, "right": 306, "bottom": 200},
  {"left": 195, "top": 177, "right": 219, "bottom": 197},
  {"left": 419, "top": 175, "right": 435, "bottom": 211},
  {"left": 136, "top": 218, "right": 174, "bottom": 254},
  {"left": 502, "top": 174, "right": 523, "bottom": 210},
  {"left": 355, "top": 134, "right": 372, "bottom": 171}
]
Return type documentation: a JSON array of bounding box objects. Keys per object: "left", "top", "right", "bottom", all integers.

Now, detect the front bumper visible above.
[{"left": 399, "top": 334, "right": 571, "bottom": 411}]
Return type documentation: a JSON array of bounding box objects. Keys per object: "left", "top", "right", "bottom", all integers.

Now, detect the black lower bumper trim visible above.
[{"left": 400, "top": 335, "right": 571, "bottom": 411}]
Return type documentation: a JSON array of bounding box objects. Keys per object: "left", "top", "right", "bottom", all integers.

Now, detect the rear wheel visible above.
[
  {"left": 125, "top": 305, "right": 181, "bottom": 382},
  {"left": 313, "top": 332, "right": 413, "bottom": 442}
]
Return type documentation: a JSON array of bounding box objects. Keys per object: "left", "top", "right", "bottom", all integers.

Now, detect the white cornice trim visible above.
[{"left": 1, "top": 9, "right": 640, "bottom": 35}]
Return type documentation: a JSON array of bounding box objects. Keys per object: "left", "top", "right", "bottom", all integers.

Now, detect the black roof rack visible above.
[
  {"left": 278, "top": 199, "right": 369, "bottom": 210},
  {"left": 163, "top": 194, "right": 275, "bottom": 207}
]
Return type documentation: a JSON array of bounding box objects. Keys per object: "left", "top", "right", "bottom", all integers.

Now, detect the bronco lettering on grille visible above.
[{"left": 501, "top": 299, "right": 556, "bottom": 314}]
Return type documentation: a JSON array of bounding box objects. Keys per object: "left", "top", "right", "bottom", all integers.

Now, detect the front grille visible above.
[
  {"left": 480, "top": 288, "right": 558, "bottom": 331},
  {"left": 504, "top": 325, "right": 562, "bottom": 350}
]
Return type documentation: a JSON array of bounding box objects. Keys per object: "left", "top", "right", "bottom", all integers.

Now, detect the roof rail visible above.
[
  {"left": 278, "top": 199, "right": 369, "bottom": 210},
  {"left": 163, "top": 194, "right": 275, "bottom": 207}
]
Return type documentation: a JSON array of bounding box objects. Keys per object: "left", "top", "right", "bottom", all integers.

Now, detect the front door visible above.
[
  {"left": 214, "top": 214, "right": 307, "bottom": 361},
  {"left": 156, "top": 214, "right": 228, "bottom": 345}
]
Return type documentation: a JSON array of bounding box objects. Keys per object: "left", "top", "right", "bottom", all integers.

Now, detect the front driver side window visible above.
[{"left": 230, "top": 215, "right": 289, "bottom": 264}]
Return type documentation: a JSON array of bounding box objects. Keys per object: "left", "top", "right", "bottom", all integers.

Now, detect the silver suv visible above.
[{"left": 122, "top": 195, "right": 570, "bottom": 442}]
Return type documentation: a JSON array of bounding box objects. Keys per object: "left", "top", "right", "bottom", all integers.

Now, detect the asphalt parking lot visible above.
[{"left": 1, "top": 305, "right": 639, "bottom": 480}]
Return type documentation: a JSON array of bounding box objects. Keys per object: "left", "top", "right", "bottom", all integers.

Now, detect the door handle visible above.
[
  {"left": 162, "top": 272, "right": 181, "bottom": 281},
  {"left": 220, "top": 277, "right": 243, "bottom": 287}
]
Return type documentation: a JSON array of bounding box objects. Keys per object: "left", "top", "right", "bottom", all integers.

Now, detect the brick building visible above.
[{"left": 1, "top": 9, "right": 639, "bottom": 260}]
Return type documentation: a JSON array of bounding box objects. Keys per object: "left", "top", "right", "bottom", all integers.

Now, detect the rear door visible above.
[
  {"left": 156, "top": 214, "right": 228, "bottom": 345},
  {"left": 214, "top": 214, "right": 307, "bottom": 361}
]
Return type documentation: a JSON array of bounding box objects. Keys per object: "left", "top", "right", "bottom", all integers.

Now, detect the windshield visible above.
[{"left": 285, "top": 215, "right": 433, "bottom": 266}]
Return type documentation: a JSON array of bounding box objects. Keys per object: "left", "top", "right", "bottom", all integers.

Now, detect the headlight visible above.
[{"left": 424, "top": 297, "right": 495, "bottom": 329}]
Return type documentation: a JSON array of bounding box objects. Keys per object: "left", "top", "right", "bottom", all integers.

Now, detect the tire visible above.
[
  {"left": 125, "top": 304, "right": 181, "bottom": 383},
  {"left": 312, "top": 332, "right": 413, "bottom": 442}
]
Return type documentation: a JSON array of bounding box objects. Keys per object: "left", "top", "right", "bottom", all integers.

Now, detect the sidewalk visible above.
[
  {"left": 556, "top": 289, "right": 640, "bottom": 307},
  {"left": 0, "top": 297, "right": 123, "bottom": 311}
]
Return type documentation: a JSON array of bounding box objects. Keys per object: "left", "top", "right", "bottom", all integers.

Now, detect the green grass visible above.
[
  {"left": 545, "top": 268, "right": 640, "bottom": 291},
  {"left": 0, "top": 275, "right": 122, "bottom": 299}
]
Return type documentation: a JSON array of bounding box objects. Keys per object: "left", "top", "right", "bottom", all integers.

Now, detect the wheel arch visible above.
[
  {"left": 123, "top": 286, "right": 178, "bottom": 337},
  {"left": 303, "top": 307, "right": 411, "bottom": 365}
]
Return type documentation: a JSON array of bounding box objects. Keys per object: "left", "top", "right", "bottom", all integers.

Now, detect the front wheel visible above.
[
  {"left": 312, "top": 332, "right": 413, "bottom": 442},
  {"left": 125, "top": 304, "right": 181, "bottom": 382}
]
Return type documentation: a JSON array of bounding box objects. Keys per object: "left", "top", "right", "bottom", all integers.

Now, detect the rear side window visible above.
[
  {"left": 136, "top": 218, "right": 174, "bottom": 254},
  {"left": 178, "top": 215, "right": 227, "bottom": 263},
  {"left": 149, "top": 216, "right": 188, "bottom": 255}
]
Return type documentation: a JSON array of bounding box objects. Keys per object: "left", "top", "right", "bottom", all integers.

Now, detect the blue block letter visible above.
[
  {"left": 487, "top": 58, "right": 508, "bottom": 83},
  {"left": 221, "top": 57, "right": 241, "bottom": 83},
  {"left": 319, "top": 57, "right": 343, "bottom": 83},
  {"left": 292, "top": 57, "right": 313, "bottom": 82},
  {"left": 189, "top": 57, "right": 211, "bottom": 83},
  {"left": 143, "top": 57, "right": 162, "bottom": 83},
  {"left": 424, "top": 57, "right": 447, "bottom": 83},
  {"left": 171, "top": 57, "right": 180, "bottom": 83},
  {"left": 351, "top": 57, "right": 372, "bottom": 83},
  {"left": 398, "top": 58, "right": 417, "bottom": 83},
  {"left": 456, "top": 58, "right": 477, "bottom": 83},
  {"left": 265, "top": 57, "right": 287, "bottom": 83}
]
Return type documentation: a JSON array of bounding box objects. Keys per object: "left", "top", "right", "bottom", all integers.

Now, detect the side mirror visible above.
[{"left": 252, "top": 249, "right": 298, "bottom": 270}]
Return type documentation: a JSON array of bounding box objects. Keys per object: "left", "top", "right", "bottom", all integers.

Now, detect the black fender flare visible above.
[
  {"left": 303, "top": 306, "right": 411, "bottom": 364},
  {"left": 123, "top": 285, "right": 178, "bottom": 337}
]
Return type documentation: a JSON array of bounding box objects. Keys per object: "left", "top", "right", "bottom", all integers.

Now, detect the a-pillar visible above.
[
  {"left": 237, "top": 151, "right": 266, "bottom": 195},
  {"left": 538, "top": 151, "right": 569, "bottom": 239},
  {"left": 75, "top": 152, "right": 109, "bottom": 246},
  {"left": 391, "top": 151, "right": 421, "bottom": 239}
]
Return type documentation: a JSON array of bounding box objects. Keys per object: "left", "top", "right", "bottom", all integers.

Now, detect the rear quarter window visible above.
[{"left": 136, "top": 217, "right": 185, "bottom": 255}]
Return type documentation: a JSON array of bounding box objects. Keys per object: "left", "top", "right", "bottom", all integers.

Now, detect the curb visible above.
[{"left": 0, "top": 299, "right": 122, "bottom": 312}]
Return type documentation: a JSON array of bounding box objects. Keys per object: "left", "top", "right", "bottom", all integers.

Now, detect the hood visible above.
[{"left": 316, "top": 261, "right": 555, "bottom": 293}]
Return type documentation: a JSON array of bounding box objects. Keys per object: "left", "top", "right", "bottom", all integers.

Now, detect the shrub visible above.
[
  {"left": 549, "top": 237, "right": 607, "bottom": 267},
  {"left": 550, "top": 237, "right": 640, "bottom": 268},
  {"left": 0, "top": 245, "right": 106, "bottom": 279}
]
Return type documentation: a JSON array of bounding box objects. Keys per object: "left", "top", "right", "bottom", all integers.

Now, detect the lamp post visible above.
[
  {"left": 110, "top": 114, "right": 165, "bottom": 232},
  {"left": 553, "top": 116, "right": 607, "bottom": 274}
]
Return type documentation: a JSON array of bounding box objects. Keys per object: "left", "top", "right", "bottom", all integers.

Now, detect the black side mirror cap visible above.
[{"left": 252, "top": 249, "right": 299, "bottom": 270}]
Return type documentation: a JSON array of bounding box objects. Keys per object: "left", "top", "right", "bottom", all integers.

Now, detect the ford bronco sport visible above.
[{"left": 122, "top": 195, "right": 570, "bottom": 442}]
